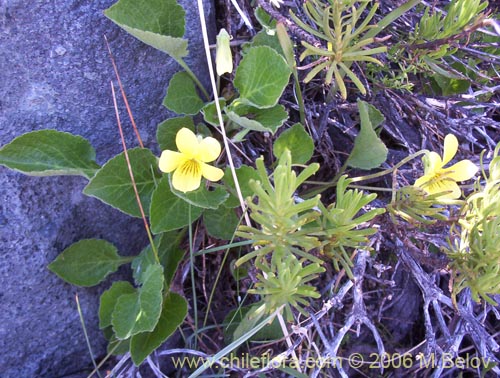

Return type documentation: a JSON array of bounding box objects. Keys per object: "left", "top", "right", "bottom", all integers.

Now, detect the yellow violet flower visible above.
[
  {"left": 414, "top": 134, "right": 478, "bottom": 199},
  {"left": 159, "top": 128, "right": 224, "bottom": 193}
]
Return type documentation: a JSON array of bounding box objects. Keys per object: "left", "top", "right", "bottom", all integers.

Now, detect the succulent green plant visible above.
[
  {"left": 314, "top": 175, "right": 384, "bottom": 278},
  {"left": 447, "top": 143, "right": 500, "bottom": 305},
  {"left": 235, "top": 150, "right": 322, "bottom": 268},
  {"left": 291, "top": 0, "right": 387, "bottom": 98},
  {"left": 250, "top": 254, "right": 325, "bottom": 320}
]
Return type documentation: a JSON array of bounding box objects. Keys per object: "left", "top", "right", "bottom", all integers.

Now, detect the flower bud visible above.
[{"left": 216, "top": 28, "right": 232, "bottom": 76}]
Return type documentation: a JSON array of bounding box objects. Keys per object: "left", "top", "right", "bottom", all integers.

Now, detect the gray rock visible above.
[{"left": 0, "top": 1, "right": 214, "bottom": 377}]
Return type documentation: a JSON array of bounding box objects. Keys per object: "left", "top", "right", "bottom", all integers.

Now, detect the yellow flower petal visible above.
[
  {"left": 443, "top": 160, "right": 478, "bottom": 182},
  {"left": 426, "top": 151, "right": 442, "bottom": 172},
  {"left": 427, "top": 180, "right": 461, "bottom": 199},
  {"left": 201, "top": 162, "right": 224, "bottom": 182},
  {"left": 198, "top": 136, "right": 222, "bottom": 162},
  {"left": 159, "top": 150, "right": 184, "bottom": 173},
  {"left": 176, "top": 128, "right": 199, "bottom": 157},
  {"left": 172, "top": 159, "right": 202, "bottom": 192},
  {"left": 442, "top": 134, "right": 458, "bottom": 165},
  {"left": 414, "top": 175, "right": 431, "bottom": 189}
]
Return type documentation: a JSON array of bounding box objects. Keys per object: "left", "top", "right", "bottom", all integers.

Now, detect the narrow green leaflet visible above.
[
  {"left": 150, "top": 176, "right": 203, "bottom": 233},
  {"left": 226, "top": 103, "right": 288, "bottom": 134},
  {"left": 99, "top": 281, "right": 135, "bottom": 329},
  {"left": 170, "top": 176, "right": 229, "bottom": 209},
  {"left": 273, "top": 123, "right": 314, "bottom": 164},
  {"left": 132, "top": 231, "right": 185, "bottom": 286},
  {"left": 163, "top": 72, "right": 204, "bottom": 115},
  {"left": 204, "top": 206, "right": 240, "bottom": 240},
  {"left": 0, "top": 130, "right": 99, "bottom": 178},
  {"left": 347, "top": 100, "right": 388, "bottom": 170},
  {"left": 157, "top": 116, "right": 195, "bottom": 152},
  {"left": 105, "top": 0, "right": 188, "bottom": 60},
  {"left": 130, "top": 292, "right": 187, "bottom": 365},
  {"left": 234, "top": 46, "right": 291, "bottom": 109},
  {"left": 48, "top": 239, "right": 129, "bottom": 287},
  {"left": 83, "top": 148, "right": 161, "bottom": 218},
  {"left": 112, "top": 264, "right": 164, "bottom": 339}
]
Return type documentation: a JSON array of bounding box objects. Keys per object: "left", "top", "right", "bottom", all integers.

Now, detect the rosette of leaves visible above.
[
  {"left": 291, "top": 0, "right": 386, "bottom": 98},
  {"left": 313, "top": 175, "right": 384, "bottom": 278},
  {"left": 236, "top": 150, "right": 323, "bottom": 268},
  {"left": 447, "top": 145, "right": 500, "bottom": 305},
  {"left": 249, "top": 254, "right": 325, "bottom": 320}
]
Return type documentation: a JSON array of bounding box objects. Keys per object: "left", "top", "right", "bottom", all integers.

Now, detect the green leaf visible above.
[
  {"left": 132, "top": 231, "right": 185, "bottom": 286},
  {"left": 243, "top": 30, "right": 283, "bottom": 57},
  {"left": 99, "top": 281, "right": 135, "bottom": 329},
  {"left": 112, "top": 264, "right": 164, "bottom": 339},
  {"left": 83, "top": 148, "right": 161, "bottom": 218},
  {"left": 226, "top": 103, "right": 288, "bottom": 134},
  {"left": 105, "top": 0, "right": 188, "bottom": 60},
  {"left": 170, "top": 176, "right": 229, "bottom": 209},
  {"left": 0, "top": 130, "right": 99, "bottom": 178},
  {"left": 225, "top": 304, "right": 282, "bottom": 343},
  {"left": 130, "top": 292, "right": 187, "bottom": 365},
  {"left": 347, "top": 100, "right": 388, "bottom": 170},
  {"left": 107, "top": 331, "right": 131, "bottom": 356},
  {"left": 273, "top": 123, "right": 314, "bottom": 164},
  {"left": 223, "top": 165, "right": 259, "bottom": 208},
  {"left": 163, "top": 72, "right": 205, "bottom": 115},
  {"left": 48, "top": 239, "right": 127, "bottom": 287},
  {"left": 204, "top": 206, "right": 240, "bottom": 240},
  {"left": 157, "top": 116, "right": 195, "bottom": 151},
  {"left": 202, "top": 98, "right": 226, "bottom": 127},
  {"left": 432, "top": 74, "right": 470, "bottom": 96},
  {"left": 234, "top": 46, "right": 291, "bottom": 109},
  {"left": 150, "top": 176, "right": 203, "bottom": 233}
]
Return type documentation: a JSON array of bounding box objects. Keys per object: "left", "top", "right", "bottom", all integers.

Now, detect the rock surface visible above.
[{"left": 0, "top": 1, "right": 214, "bottom": 377}]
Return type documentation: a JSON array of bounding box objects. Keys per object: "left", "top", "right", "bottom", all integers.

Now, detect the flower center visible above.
[{"left": 179, "top": 159, "right": 201, "bottom": 177}]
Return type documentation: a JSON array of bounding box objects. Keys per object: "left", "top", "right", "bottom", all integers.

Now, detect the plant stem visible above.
[
  {"left": 305, "top": 150, "right": 428, "bottom": 197},
  {"left": 178, "top": 58, "right": 210, "bottom": 100},
  {"left": 188, "top": 204, "right": 198, "bottom": 350}
]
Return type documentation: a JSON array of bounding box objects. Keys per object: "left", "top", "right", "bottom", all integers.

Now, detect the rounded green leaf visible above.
[
  {"left": 201, "top": 98, "right": 226, "bottom": 127},
  {"left": 204, "top": 206, "right": 240, "bottom": 240},
  {"left": 163, "top": 72, "right": 205, "bottom": 115},
  {"left": 226, "top": 103, "right": 288, "bottom": 134},
  {"left": 132, "top": 231, "right": 185, "bottom": 287},
  {"left": 105, "top": 0, "right": 188, "bottom": 60},
  {"left": 130, "top": 292, "right": 187, "bottom": 365},
  {"left": 169, "top": 176, "right": 229, "bottom": 209},
  {"left": 234, "top": 46, "right": 291, "bottom": 109},
  {"left": 150, "top": 176, "right": 203, "bottom": 233},
  {"left": 156, "top": 116, "right": 195, "bottom": 152},
  {"left": 48, "top": 239, "right": 127, "bottom": 287},
  {"left": 99, "top": 281, "right": 135, "bottom": 329},
  {"left": 223, "top": 165, "right": 259, "bottom": 208},
  {"left": 83, "top": 148, "right": 162, "bottom": 218},
  {"left": 112, "top": 264, "right": 164, "bottom": 339},
  {"left": 0, "top": 130, "right": 99, "bottom": 178},
  {"left": 273, "top": 123, "right": 314, "bottom": 164}
]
